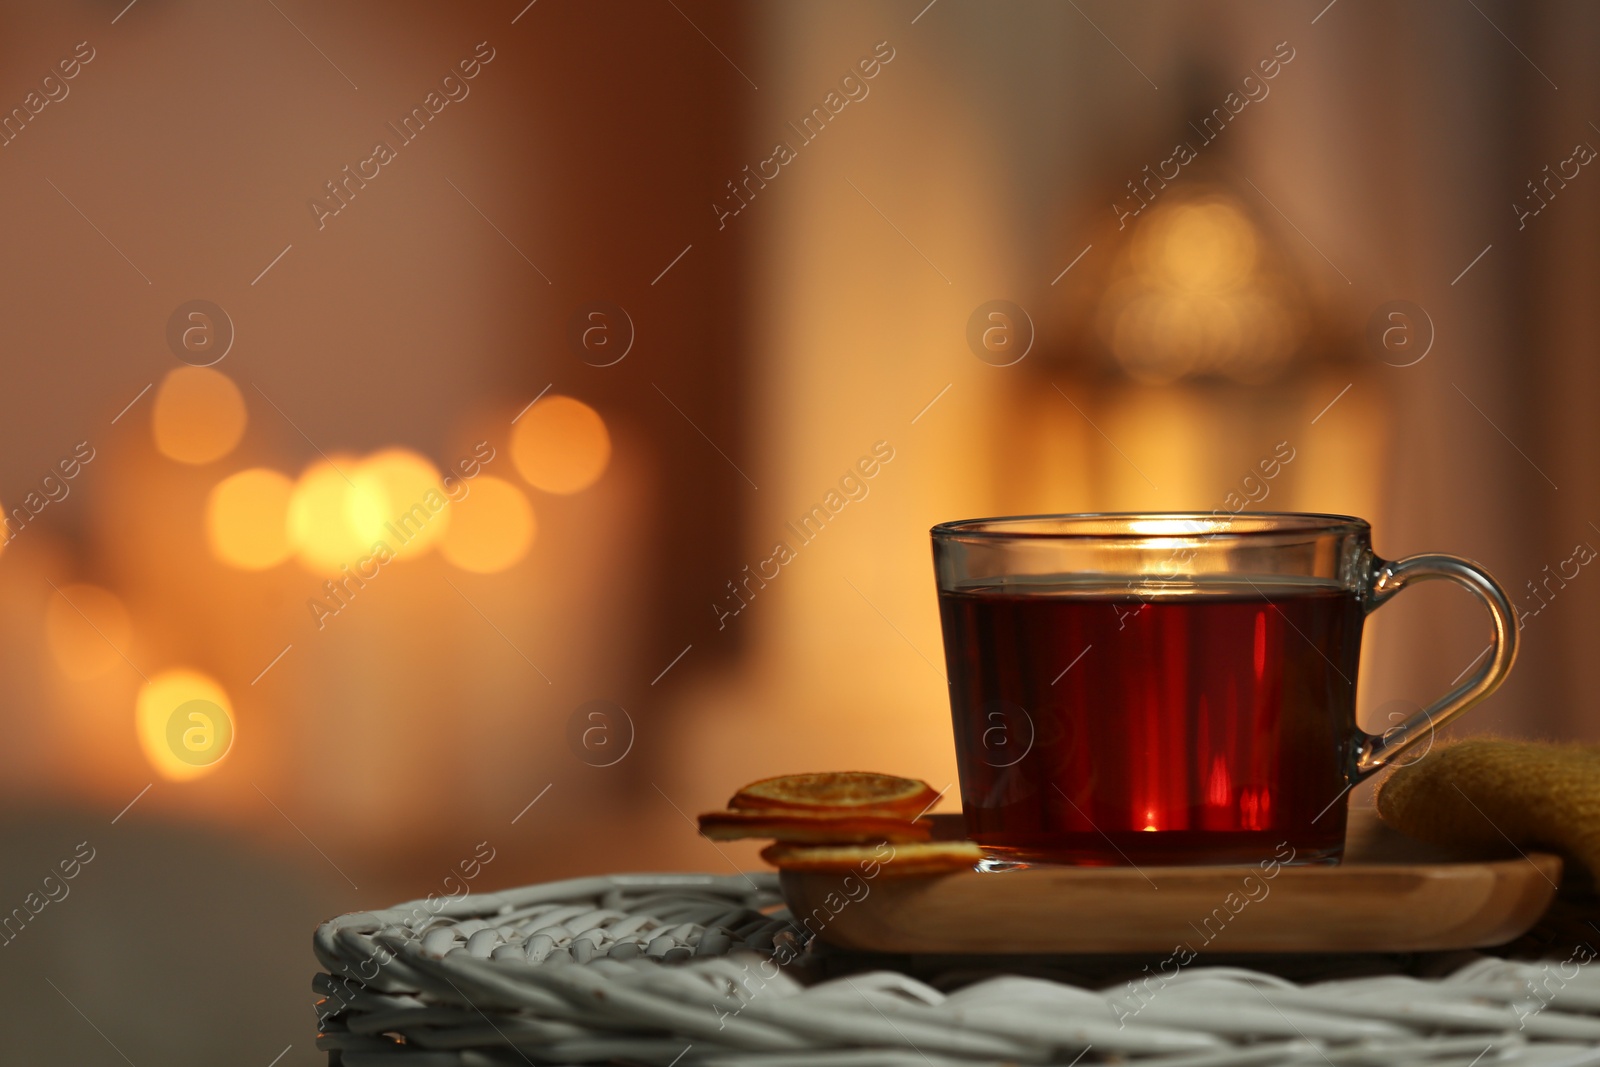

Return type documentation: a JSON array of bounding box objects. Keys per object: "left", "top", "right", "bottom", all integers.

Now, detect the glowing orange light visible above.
[
  {"left": 1134, "top": 199, "right": 1258, "bottom": 291},
  {"left": 135, "top": 669, "right": 235, "bottom": 781},
  {"left": 438, "top": 476, "right": 535, "bottom": 573},
  {"left": 46, "top": 584, "right": 133, "bottom": 679},
  {"left": 1096, "top": 193, "right": 1306, "bottom": 385},
  {"left": 510, "top": 395, "right": 611, "bottom": 495},
  {"left": 349, "top": 449, "right": 449, "bottom": 560},
  {"left": 207, "top": 468, "right": 294, "bottom": 570},
  {"left": 152, "top": 367, "right": 248, "bottom": 464},
  {"left": 1143, "top": 811, "right": 1159, "bottom": 832},
  {"left": 288, "top": 456, "right": 375, "bottom": 571}
]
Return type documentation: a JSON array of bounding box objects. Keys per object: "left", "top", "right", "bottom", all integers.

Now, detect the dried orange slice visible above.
[
  {"left": 729, "top": 772, "right": 941, "bottom": 818},
  {"left": 761, "top": 839, "right": 983, "bottom": 877},
  {"left": 698, "top": 809, "right": 932, "bottom": 844}
]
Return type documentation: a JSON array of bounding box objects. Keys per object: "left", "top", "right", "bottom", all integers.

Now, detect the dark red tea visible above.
[{"left": 939, "top": 579, "right": 1365, "bottom": 866}]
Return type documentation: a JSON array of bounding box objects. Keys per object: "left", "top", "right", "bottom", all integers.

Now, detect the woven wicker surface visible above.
[{"left": 313, "top": 872, "right": 1600, "bottom": 1066}]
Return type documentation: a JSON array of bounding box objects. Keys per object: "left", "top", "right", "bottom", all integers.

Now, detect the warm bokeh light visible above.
[
  {"left": 349, "top": 448, "right": 449, "bottom": 560},
  {"left": 438, "top": 475, "right": 536, "bottom": 573},
  {"left": 1133, "top": 198, "right": 1259, "bottom": 290},
  {"left": 1096, "top": 193, "right": 1307, "bottom": 386},
  {"left": 46, "top": 583, "right": 133, "bottom": 680},
  {"left": 288, "top": 456, "right": 376, "bottom": 571},
  {"left": 134, "top": 668, "right": 235, "bottom": 781},
  {"left": 510, "top": 395, "right": 612, "bottom": 495},
  {"left": 151, "top": 367, "right": 248, "bottom": 464},
  {"left": 207, "top": 468, "right": 295, "bottom": 570}
]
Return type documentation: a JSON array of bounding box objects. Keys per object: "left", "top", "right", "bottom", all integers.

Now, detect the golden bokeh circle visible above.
[
  {"left": 135, "top": 669, "right": 235, "bottom": 781},
  {"left": 288, "top": 457, "right": 372, "bottom": 571},
  {"left": 510, "top": 396, "right": 611, "bottom": 495},
  {"left": 438, "top": 476, "right": 536, "bottom": 573},
  {"left": 207, "top": 468, "right": 295, "bottom": 570},
  {"left": 165, "top": 698, "right": 234, "bottom": 766},
  {"left": 152, "top": 367, "right": 247, "bottom": 464},
  {"left": 349, "top": 449, "right": 449, "bottom": 560}
]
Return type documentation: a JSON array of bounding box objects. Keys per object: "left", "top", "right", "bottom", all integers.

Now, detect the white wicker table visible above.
[{"left": 313, "top": 873, "right": 1600, "bottom": 1066}]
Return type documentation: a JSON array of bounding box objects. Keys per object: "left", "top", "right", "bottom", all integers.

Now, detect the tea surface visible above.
[{"left": 939, "top": 578, "right": 1364, "bottom": 865}]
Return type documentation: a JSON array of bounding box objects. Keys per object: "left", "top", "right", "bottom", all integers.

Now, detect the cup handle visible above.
[{"left": 1352, "top": 553, "right": 1519, "bottom": 780}]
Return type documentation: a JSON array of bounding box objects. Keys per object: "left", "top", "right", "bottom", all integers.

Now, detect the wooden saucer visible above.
[{"left": 778, "top": 809, "right": 1561, "bottom": 954}]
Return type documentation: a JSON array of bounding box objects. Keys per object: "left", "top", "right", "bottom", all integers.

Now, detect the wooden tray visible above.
[{"left": 779, "top": 809, "right": 1562, "bottom": 954}]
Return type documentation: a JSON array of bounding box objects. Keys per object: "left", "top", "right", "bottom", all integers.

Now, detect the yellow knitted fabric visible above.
[{"left": 1376, "top": 739, "right": 1600, "bottom": 881}]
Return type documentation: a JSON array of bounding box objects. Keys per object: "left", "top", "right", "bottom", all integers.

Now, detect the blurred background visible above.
[{"left": 1, "top": 0, "right": 1596, "bottom": 1061}]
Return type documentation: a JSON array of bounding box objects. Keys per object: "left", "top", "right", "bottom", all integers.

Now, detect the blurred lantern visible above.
[
  {"left": 1021, "top": 135, "right": 1383, "bottom": 520},
  {"left": 152, "top": 367, "right": 248, "bottom": 464},
  {"left": 207, "top": 468, "right": 295, "bottom": 569},
  {"left": 135, "top": 668, "right": 235, "bottom": 781},
  {"left": 46, "top": 583, "right": 133, "bottom": 679},
  {"left": 438, "top": 475, "right": 536, "bottom": 573},
  {"left": 510, "top": 395, "right": 611, "bottom": 494}
]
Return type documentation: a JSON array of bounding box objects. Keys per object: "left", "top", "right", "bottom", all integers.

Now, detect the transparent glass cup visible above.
[{"left": 931, "top": 513, "right": 1517, "bottom": 866}]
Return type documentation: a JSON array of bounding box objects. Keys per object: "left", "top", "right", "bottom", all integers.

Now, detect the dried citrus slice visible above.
[
  {"left": 761, "top": 839, "right": 983, "bottom": 877},
  {"left": 728, "top": 772, "right": 940, "bottom": 817},
  {"left": 697, "top": 809, "right": 932, "bottom": 844}
]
